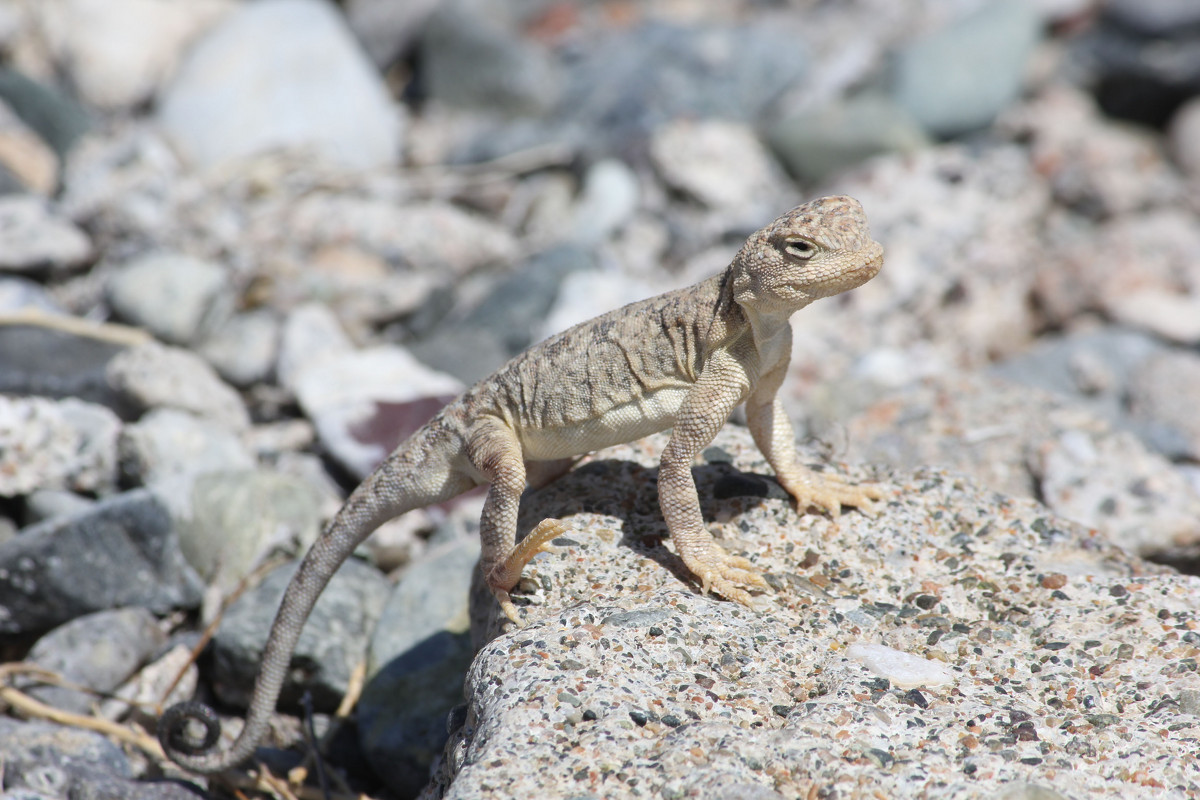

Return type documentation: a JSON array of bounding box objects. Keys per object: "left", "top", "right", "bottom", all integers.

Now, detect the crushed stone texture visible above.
[{"left": 429, "top": 427, "right": 1199, "bottom": 799}]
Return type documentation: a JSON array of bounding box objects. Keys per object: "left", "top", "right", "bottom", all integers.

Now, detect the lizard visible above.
[{"left": 157, "top": 194, "right": 886, "bottom": 772}]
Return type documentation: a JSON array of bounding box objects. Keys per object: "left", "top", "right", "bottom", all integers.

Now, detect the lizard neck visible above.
[{"left": 740, "top": 302, "right": 796, "bottom": 356}]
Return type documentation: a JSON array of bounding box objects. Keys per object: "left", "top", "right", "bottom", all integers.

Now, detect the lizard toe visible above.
[{"left": 692, "top": 549, "right": 770, "bottom": 606}]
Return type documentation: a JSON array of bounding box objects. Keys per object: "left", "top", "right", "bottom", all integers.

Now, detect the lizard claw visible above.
[
  {"left": 687, "top": 545, "right": 770, "bottom": 607},
  {"left": 779, "top": 469, "right": 888, "bottom": 518},
  {"left": 488, "top": 518, "right": 569, "bottom": 626}
]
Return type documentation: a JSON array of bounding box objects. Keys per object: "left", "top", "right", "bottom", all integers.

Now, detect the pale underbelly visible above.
[{"left": 519, "top": 387, "right": 690, "bottom": 460}]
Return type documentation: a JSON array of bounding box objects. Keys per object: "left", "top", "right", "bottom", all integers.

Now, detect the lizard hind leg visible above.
[{"left": 488, "top": 518, "right": 568, "bottom": 624}]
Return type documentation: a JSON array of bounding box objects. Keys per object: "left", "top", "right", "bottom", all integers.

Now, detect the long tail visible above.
[{"left": 158, "top": 423, "right": 473, "bottom": 773}]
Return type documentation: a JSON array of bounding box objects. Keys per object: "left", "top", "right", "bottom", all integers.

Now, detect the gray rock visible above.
[
  {"left": 117, "top": 408, "right": 253, "bottom": 486},
  {"left": 107, "top": 252, "right": 231, "bottom": 346},
  {"left": 1070, "top": 12, "right": 1200, "bottom": 127},
  {"left": 61, "top": 777, "right": 204, "bottom": 800},
  {"left": 536, "top": 268, "right": 663, "bottom": 346},
  {"left": 0, "top": 716, "right": 203, "bottom": 800},
  {"left": 1102, "top": 0, "right": 1200, "bottom": 38},
  {"left": 345, "top": 0, "right": 439, "bottom": 67},
  {"left": 0, "top": 101, "right": 58, "bottom": 194},
  {"left": 0, "top": 275, "right": 61, "bottom": 312},
  {"left": 565, "top": 22, "right": 809, "bottom": 146},
  {"left": 409, "top": 244, "right": 597, "bottom": 384},
  {"left": 0, "top": 194, "right": 93, "bottom": 273},
  {"left": 456, "top": 21, "right": 811, "bottom": 161},
  {"left": 0, "top": 718, "right": 130, "bottom": 784},
  {"left": 24, "top": 607, "right": 165, "bottom": 714},
  {"left": 213, "top": 557, "right": 390, "bottom": 711},
  {"left": 989, "top": 326, "right": 1165, "bottom": 433},
  {"left": 0, "top": 68, "right": 90, "bottom": 159},
  {"left": 0, "top": 396, "right": 120, "bottom": 497},
  {"left": 0, "top": 488, "right": 204, "bottom": 634},
  {"left": 430, "top": 427, "right": 1189, "bottom": 798},
  {"left": 1180, "top": 688, "right": 1200, "bottom": 716},
  {"left": 197, "top": 308, "right": 280, "bottom": 387},
  {"left": 1, "top": 789, "right": 61, "bottom": 800},
  {"left": 998, "top": 328, "right": 1200, "bottom": 460},
  {"left": 358, "top": 537, "right": 480, "bottom": 797},
  {"left": 767, "top": 94, "right": 929, "bottom": 184},
  {"left": 174, "top": 469, "right": 322, "bottom": 600},
  {"left": 843, "top": 371, "right": 1200, "bottom": 559},
  {"left": 892, "top": 1, "right": 1041, "bottom": 137},
  {"left": 419, "top": 0, "right": 560, "bottom": 115},
  {"left": 1127, "top": 350, "right": 1200, "bottom": 461},
  {"left": 106, "top": 341, "right": 250, "bottom": 431},
  {"left": 158, "top": 0, "right": 401, "bottom": 170},
  {"left": 0, "top": 321, "right": 134, "bottom": 412}
]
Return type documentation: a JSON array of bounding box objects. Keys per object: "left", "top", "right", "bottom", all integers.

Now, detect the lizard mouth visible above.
[{"left": 857, "top": 251, "right": 884, "bottom": 277}]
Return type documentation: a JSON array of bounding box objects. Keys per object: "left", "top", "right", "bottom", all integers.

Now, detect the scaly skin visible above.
[{"left": 158, "top": 195, "right": 886, "bottom": 772}]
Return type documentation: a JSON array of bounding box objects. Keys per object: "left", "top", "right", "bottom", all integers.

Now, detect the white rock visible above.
[
  {"left": 198, "top": 309, "right": 280, "bottom": 387},
  {"left": 0, "top": 195, "right": 93, "bottom": 273},
  {"left": 98, "top": 644, "right": 197, "bottom": 723},
  {"left": 158, "top": 0, "right": 401, "bottom": 170},
  {"left": 649, "top": 119, "right": 785, "bottom": 215},
  {"left": 106, "top": 341, "right": 250, "bottom": 431},
  {"left": 292, "top": 345, "right": 462, "bottom": 478},
  {"left": 1036, "top": 428, "right": 1200, "bottom": 556},
  {"left": 276, "top": 303, "right": 355, "bottom": 393},
  {"left": 845, "top": 643, "right": 956, "bottom": 689},
  {"left": 1002, "top": 86, "right": 1184, "bottom": 216},
  {"left": 1168, "top": 96, "right": 1200, "bottom": 184},
  {"left": 107, "top": 252, "right": 231, "bottom": 345},
  {"left": 117, "top": 408, "right": 253, "bottom": 486},
  {"left": 568, "top": 159, "right": 640, "bottom": 245},
  {"left": 0, "top": 396, "right": 120, "bottom": 496},
  {"left": 36, "top": 0, "right": 234, "bottom": 110},
  {"left": 288, "top": 197, "right": 517, "bottom": 275},
  {"left": 1107, "top": 288, "right": 1200, "bottom": 345}
]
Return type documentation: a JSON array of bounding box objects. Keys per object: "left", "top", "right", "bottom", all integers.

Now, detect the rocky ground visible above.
[{"left": 1, "top": 0, "right": 1199, "bottom": 798}]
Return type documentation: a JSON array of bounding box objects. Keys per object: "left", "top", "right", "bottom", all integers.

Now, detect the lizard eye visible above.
[{"left": 784, "top": 239, "right": 816, "bottom": 259}]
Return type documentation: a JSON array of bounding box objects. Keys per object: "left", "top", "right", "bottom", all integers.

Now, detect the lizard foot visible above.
[
  {"left": 683, "top": 544, "right": 770, "bottom": 607},
  {"left": 777, "top": 468, "right": 888, "bottom": 517},
  {"left": 488, "top": 517, "right": 568, "bottom": 625}
]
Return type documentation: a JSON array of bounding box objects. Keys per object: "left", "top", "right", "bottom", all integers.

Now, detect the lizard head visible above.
[{"left": 730, "top": 195, "right": 883, "bottom": 313}]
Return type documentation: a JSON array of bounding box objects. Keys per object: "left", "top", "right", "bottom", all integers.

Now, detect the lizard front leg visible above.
[
  {"left": 746, "top": 389, "right": 885, "bottom": 516},
  {"left": 469, "top": 419, "right": 565, "bottom": 624},
  {"left": 659, "top": 352, "right": 769, "bottom": 606}
]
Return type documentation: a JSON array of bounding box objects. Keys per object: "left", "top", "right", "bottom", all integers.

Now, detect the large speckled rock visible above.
[{"left": 422, "top": 427, "right": 1197, "bottom": 798}]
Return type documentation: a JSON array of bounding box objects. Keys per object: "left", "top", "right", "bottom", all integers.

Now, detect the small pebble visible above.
[{"left": 845, "top": 643, "right": 956, "bottom": 689}]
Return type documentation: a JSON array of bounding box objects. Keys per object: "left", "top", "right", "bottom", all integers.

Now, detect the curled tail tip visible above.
[{"left": 157, "top": 700, "right": 227, "bottom": 771}]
